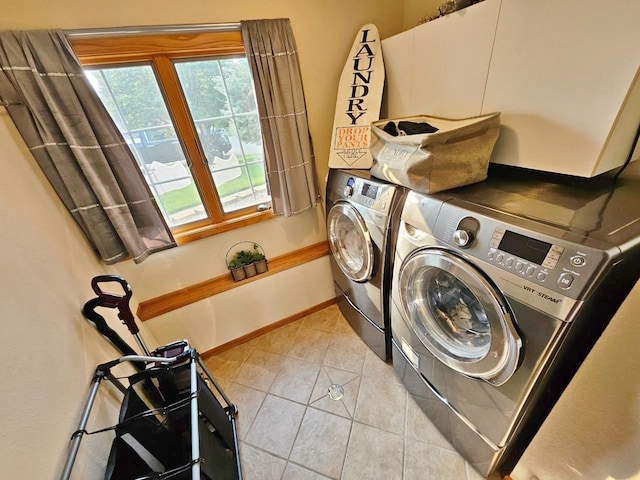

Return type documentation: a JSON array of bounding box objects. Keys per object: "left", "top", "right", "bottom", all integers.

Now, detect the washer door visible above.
[
  {"left": 399, "top": 248, "right": 521, "bottom": 385},
  {"left": 327, "top": 201, "right": 374, "bottom": 283}
]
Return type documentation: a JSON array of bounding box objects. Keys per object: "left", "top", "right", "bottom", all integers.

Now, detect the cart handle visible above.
[
  {"left": 91, "top": 275, "right": 139, "bottom": 335},
  {"left": 82, "top": 298, "right": 140, "bottom": 361}
]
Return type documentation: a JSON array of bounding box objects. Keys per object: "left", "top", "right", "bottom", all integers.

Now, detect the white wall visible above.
[
  {"left": 0, "top": 2, "right": 406, "bottom": 477},
  {"left": 0, "top": 109, "right": 160, "bottom": 478}
]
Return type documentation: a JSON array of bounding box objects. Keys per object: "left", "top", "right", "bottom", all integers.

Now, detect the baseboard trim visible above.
[
  {"left": 200, "top": 297, "right": 337, "bottom": 360},
  {"left": 137, "top": 241, "right": 330, "bottom": 321}
]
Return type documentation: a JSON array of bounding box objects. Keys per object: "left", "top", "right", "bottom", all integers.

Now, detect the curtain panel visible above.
[
  {"left": 241, "top": 18, "right": 320, "bottom": 217},
  {"left": 0, "top": 30, "right": 175, "bottom": 264}
]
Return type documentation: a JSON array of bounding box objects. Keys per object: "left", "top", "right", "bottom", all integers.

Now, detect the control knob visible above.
[
  {"left": 344, "top": 185, "right": 354, "bottom": 197},
  {"left": 453, "top": 229, "right": 473, "bottom": 248}
]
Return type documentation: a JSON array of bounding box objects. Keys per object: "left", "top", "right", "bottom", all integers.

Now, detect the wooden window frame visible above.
[{"left": 70, "top": 31, "right": 274, "bottom": 245}]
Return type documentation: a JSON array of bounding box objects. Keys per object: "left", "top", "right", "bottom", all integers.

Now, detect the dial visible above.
[
  {"left": 453, "top": 216, "right": 479, "bottom": 249},
  {"left": 453, "top": 229, "right": 473, "bottom": 248},
  {"left": 344, "top": 177, "right": 356, "bottom": 197}
]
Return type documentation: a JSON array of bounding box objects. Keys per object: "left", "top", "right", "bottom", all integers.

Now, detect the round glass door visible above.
[
  {"left": 327, "top": 201, "right": 374, "bottom": 283},
  {"left": 399, "top": 248, "right": 521, "bottom": 385}
]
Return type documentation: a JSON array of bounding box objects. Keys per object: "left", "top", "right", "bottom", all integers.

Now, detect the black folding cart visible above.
[{"left": 61, "top": 275, "right": 242, "bottom": 480}]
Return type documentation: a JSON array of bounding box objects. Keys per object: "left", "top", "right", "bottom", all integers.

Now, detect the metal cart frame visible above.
[{"left": 61, "top": 275, "right": 242, "bottom": 479}]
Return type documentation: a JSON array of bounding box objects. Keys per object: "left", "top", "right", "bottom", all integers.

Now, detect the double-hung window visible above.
[{"left": 71, "top": 31, "right": 272, "bottom": 244}]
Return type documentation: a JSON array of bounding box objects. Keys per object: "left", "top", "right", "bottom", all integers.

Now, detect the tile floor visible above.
[{"left": 204, "top": 305, "right": 485, "bottom": 480}]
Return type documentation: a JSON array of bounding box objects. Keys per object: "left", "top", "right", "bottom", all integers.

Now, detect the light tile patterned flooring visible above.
[{"left": 204, "top": 305, "right": 484, "bottom": 480}]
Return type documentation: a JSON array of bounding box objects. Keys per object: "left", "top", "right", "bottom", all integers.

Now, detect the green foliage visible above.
[
  {"left": 156, "top": 156, "right": 266, "bottom": 216},
  {"left": 252, "top": 243, "right": 265, "bottom": 261},
  {"left": 227, "top": 243, "right": 266, "bottom": 270},
  {"left": 92, "top": 59, "right": 260, "bottom": 152},
  {"left": 228, "top": 249, "right": 255, "bottom": 269},
  {"left": 175, "top": 60, "right": 229, "bottom": 121},
  {"left": 98, "top": 65, "right": 170, "bottom": 131},
  {"left": 158, "top": 183, "right": 202, "bottom": 214},
  {"left": 215, "top": 162, "right": 267, "bottom": 198}
]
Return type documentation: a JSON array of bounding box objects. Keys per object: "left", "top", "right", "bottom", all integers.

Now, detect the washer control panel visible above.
[
  {"left": 486, "top": 226, "right": 591, "bottom": 291},
  {"left": 437, "top": 204, "right": 606, "bottom": 300}
]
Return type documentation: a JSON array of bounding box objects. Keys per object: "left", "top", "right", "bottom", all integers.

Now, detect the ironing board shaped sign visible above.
[{"left": 329, "top": 24, "right": 385, "bottom": 169}]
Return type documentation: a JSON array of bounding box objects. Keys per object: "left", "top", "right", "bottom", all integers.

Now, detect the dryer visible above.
[
  {"left": 326, "top": 169, "right": 404, "bottom": 361},
  {"left": 390, "top": 175, "right": 640, "bottom": 477}
]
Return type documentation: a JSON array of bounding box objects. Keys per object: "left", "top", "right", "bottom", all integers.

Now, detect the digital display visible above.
[
  {"left": 498, "top": 230, "right": 551, "bottom": 265},
  {"left": 361, "top": 183, "right": 379, "bottom": 199}
]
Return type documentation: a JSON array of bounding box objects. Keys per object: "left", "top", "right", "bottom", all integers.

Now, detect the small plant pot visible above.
[
  {"left": 255, "top": 259, "right": 268, "bottom": 274},
  {"left": 230, "top": 266, "right": 246, "bottom": 282},
  {"left": 243, "top": 262, "right": 258, "bottom": 278}
]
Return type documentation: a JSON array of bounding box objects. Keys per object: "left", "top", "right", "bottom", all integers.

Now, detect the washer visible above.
[
  {"left": 326, "top": 169, "right": 404, "bottom": 360},
  {"left": 390, "top": 175, "right": 640, "bottom": 477}
]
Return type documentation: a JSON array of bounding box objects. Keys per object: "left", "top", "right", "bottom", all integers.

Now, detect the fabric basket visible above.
[{"left": 369, "top": 112, "right": 501, "bottom": 194}]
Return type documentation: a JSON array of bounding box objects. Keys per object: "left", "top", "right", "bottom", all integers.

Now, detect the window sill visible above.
[{"left": 173, "top": 209, "right": 275, "bottom": 246}]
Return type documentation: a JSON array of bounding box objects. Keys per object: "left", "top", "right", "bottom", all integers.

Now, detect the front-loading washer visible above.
[
  {"left": 390, "top": 175, "right": 640, "bottom": 477},
  {"left": 326, "top": 169, "right": 404, "bottom": 361}
]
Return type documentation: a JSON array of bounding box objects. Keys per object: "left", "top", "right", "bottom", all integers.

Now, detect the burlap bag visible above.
[{"left": 370, "top": 112, "right": 500, "bottom": 194}]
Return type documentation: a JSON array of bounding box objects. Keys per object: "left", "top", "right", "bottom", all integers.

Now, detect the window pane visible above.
[
  {"left": 174, "top": 58, "right": 270, "bottom": 213},
  {"left": 85, "top": 65, "right": 207, "bottom": 228}
]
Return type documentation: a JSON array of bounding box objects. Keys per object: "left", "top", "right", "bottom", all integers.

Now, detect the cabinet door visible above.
[
  {"left": 482, "top": 0, "right": 640, "bottom": 177},
  {"left": 382, "top": 0, "right": 501, "bottom": 119},
  {"left": 381, "top": 28, "right": 415, "bottom": 118}
]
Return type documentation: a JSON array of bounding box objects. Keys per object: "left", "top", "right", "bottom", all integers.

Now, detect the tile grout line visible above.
[
  {"left": 282, "top": 351, "right": 332, "bottom": 480},
  {"left": 337, "top": 412, "right": 355, "bottom": 480},
  {"left": 219, "top": 309, "right": 446, "bottom": 479},
  {"left": 238, "top": 384, "right": 268, "bottom": 448},
  {"left": 281, "top": 403, "right": 308, "bottom": 480}
]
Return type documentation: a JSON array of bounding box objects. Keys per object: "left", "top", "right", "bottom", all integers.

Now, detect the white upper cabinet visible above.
[
  {"left": 382, "top": 0, "right": 501, "bottom": 119},
  {"left": 381, "top": 0, "right": 640, "bottom": 177},
  {"left": 482, "top": 0, "right": 640, "bottom": 177},
  {"left": 381, "top": 28, "right": 415, "bottom": 118}
]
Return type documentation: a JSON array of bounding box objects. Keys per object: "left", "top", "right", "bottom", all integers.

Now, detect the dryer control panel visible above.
[{"left": 329, "top": 170, "right": 398, "bottom": 215}]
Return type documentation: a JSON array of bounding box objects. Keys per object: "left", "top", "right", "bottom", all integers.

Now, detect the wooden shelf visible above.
[{"left": 137, "top": 241, "right": 330, "bottom": 321}]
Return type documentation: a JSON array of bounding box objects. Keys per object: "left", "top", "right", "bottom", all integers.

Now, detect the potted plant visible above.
[
  {"left": 227, "top": 254, "right": 247, "bottom": 282},
  {"left": 252, "top": 243, "right": 268, "bottom": 274},
  {"left": 226, "top": 242, "right": 268, "bottom": 281},
  {"left": 238, "top": 249, "right": 258, "bottom": 278}
]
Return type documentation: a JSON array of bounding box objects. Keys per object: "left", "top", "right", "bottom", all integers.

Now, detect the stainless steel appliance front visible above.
[
  {"left": 391, "top": 176, "right": 640, "bottom": 477},
  {"left": 326, "top": 169, "right": 403, "bottom": 360}
]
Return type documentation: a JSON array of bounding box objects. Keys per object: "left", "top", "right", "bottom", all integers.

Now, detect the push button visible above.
[
  {"left": 557, "top": 273, "right": 575, "bottom": 289},
  {"left": 570, "top": 255, "right": 586, "bottom": 267},
  {"left": 526, "top": 266, "right": 536, "bottom": 277}
]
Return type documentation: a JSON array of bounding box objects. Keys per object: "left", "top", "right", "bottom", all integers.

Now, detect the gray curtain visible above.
[
  {"left": 0, "top": 30, "right": 176, "bottom": 264},
  {"left": 241, "top": 18, "right": 320, "bottom": 216}
]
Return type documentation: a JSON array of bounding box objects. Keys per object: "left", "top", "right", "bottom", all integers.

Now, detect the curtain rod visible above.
[{"left": 64, "top": 23, "right": 241, "bottom": 38}]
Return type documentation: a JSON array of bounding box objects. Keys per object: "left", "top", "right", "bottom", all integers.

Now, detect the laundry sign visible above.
[{"left": 328, "top": 24, "right": 385, "bottom": 170}]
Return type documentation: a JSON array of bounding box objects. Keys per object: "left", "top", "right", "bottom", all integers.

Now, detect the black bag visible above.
[{"left": 105, "top": 364, "right": 237, "bottom": 480}]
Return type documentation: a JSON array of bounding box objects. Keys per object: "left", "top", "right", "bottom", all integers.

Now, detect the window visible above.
[{"left": 70, "top": 31, "right": 272, "bottom": 244}]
